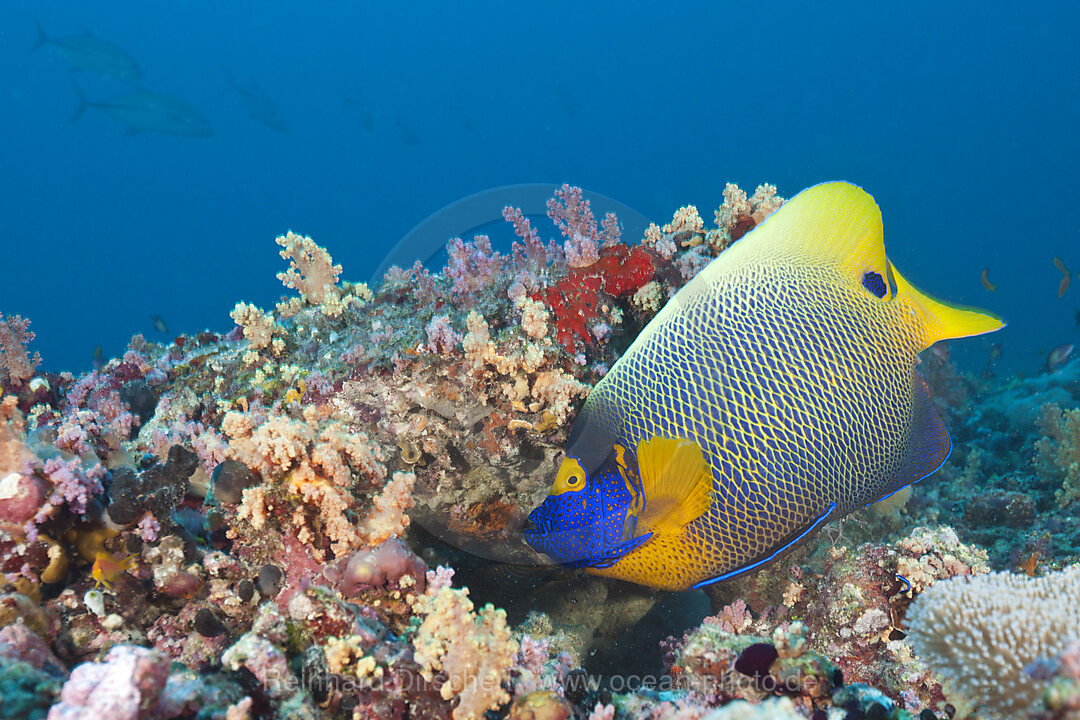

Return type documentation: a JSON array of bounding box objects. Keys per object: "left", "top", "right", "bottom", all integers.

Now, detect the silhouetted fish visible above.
[
  {"left": 71, "top": 82, "right": 213, "bottom": 137},
  {"left": 980, "top": 267, "right": 997, "bottom": 292},
  {"left": 150, "top": 315, "right": 168, "bottom": 334},
  {"left": 1054, "top": 257, "right": 1073, "bottom": 298},
  {"left": 33, "top": 21, "right": 141, "bottom": 80},
  {"left": 342, "top": 93, "right": 375, "bottom": 133},
  {"left": 394, "top": 114, "right": 420, "bottom": 146},
  {"left": 226, "top": 73, "right": 289, "bottom": 133}
]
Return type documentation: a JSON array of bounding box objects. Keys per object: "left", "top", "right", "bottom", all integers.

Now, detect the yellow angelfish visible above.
[{"left": 524, "top": 182, "right": 1004, "bottom": 591}]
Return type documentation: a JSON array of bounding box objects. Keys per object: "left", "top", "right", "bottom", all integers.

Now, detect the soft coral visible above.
[{"left": 537, "top": 245, "right": 656, "bottom": 351}]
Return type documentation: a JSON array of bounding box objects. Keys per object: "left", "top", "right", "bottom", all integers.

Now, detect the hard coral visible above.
[{"left": 906, "top": 564, "right": 1080, "bottom": 718}]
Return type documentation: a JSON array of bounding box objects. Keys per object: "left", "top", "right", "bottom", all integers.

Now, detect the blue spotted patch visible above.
[{"left": 862, "top": 271, "right": 887, "bottom": 298}]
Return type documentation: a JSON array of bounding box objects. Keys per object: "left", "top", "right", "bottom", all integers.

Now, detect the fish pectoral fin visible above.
[
  {"left": 564, "top": 532, "right": 653, "bottom": 569},
  {"left": 891, "top": 264, "right": 1005, "bottom": 348},
  {"left": 636, "top": 437, "right": 712, "bottom": 535}
]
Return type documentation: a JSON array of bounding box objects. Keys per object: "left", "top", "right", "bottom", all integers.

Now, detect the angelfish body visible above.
[{"left": 525, "top": 182, "right": 1004, "bottom": 591}]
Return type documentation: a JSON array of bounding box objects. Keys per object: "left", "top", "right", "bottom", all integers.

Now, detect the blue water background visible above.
[{"left": 2, "top": 2, "right": 1078, "bottom": 374}]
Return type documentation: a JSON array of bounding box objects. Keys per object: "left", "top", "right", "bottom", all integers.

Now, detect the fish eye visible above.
[{"left": 567, "top": 474, "right": 581, "bottom": 486}]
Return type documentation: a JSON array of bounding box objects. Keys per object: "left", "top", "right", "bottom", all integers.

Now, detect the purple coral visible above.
[
  {"left": 547, "top": 184, "right": 600, "bottom": 268},
  {"left": 0, "top": 312, "right": 41, "bottom": 384},
  {"left": 425, "top": 314, "right": 462, "bottom": 355},
  {"left": 40, "top": 457, "right": 105, "bottom": 517},
  {"left": 445, "top": 234, "right": 503, "bottom": 300},
  {"left": 48, "top": 644, "right": 171, "bottom": 720}
]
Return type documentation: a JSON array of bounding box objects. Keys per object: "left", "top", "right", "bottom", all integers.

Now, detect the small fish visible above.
[
  {"left": 342, "top": 93, "right": 375, "bottom": 133},
  {"left": 226, "top": 72, "right": 289, "bottom": 133},
  {"left": 1054, "top": 257, "right": 1072, "bottom": 298},
  {"left": 394, "top": 114, "right": 420, "bottom": 146},
  {"left": 33, "top": 21, "right": 141, "bottom": 80},
  {"left": 91, "top": 551, "right": 136, "bottom": 590},
  {"left": 71, "top": 82, "right": 213, "bottom": 137},
  {"left": 525, "top": 182, "right": 1004, "bottom": 591},
  {"left": 980, "top": 268, "right": 997, "bottom": 292},
  {"left": 1047, "top": 343, "right": 1075, "bottom": 372},
  {"left": 444, "top": 103, "right": 475, "bottom": 132},
  {"left": 150, "top": 314, "right": 168, "bottom": 334},
  {"left": 92, "top": 345, "right": 104, "bottom": 371}
]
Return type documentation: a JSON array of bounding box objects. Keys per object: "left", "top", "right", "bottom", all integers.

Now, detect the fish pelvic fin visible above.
[
  {"left": 563, "top": 532, "right": 653, "bottom": 569},
  {"left": 891, "top": 264, "right": 1005, "bottom": 348},
  {"left": 636, "top": 437, "right": 712, "bottom": 535}
]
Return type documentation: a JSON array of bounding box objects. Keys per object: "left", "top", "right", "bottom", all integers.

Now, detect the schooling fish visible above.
[
  {"left": 524, "top": 182, "right": 1004, "bottom": 591},
  {"left": 71, "top": 82, "right": 213, "bottom": 138},
  {"left": 226, "top": 72, "right": 289, "bottom": 134},
  {"left": 33, "top": 21, "right": 141, "bottom": 80},
  {"left": 980, "top": 267, "right": 996, "bottom": 292}
]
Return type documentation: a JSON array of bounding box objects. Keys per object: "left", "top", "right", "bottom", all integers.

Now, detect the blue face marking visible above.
[
  {"left": 524, "top": 455, "right": 644, "bottom": 568},
  {"left": 862, "top": 271, "right": 887, "bottom": 298}
]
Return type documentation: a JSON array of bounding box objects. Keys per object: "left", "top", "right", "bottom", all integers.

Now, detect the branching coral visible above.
[
  {"left": 1034, "top": 403, "right": 1080, "bottom": 506},
  {"left": 222, "top": 407, "right": 387, "bottom": 558},
  {"left": 0, "top": 313, "right": 41, "bottom": 385},
  {"left": 708, "top": 183, "right": 784, "bottom": 254},
  {"left": 413, "top": 585, "right": 519, "bottom": 720},
  {"left": 906, "top": 564, "right": 1080, "bottom": 718},
  {"left": 445, "top": 235, "right": 505, "bottom": 302},
  {"left": 229, "top": 302, "right": 280, "bottom": 352},
  {"left": 275, "top": 230, "right": 370, "bottom": 318}
]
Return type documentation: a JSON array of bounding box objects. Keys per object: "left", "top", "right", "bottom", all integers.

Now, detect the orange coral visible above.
[
  {"left": 413, "top": 585, "right": 518, "bottom": 720},
  {"left": 222, "top": 408, "right": 387, "bottom": 558},
  {"left": 276, "top": 230, "right": 342, "bottom": 306}
]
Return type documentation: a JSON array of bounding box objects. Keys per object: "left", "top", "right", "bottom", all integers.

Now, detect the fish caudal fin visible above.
[
  {"left": 890, "top": 264, "right": 1005, "bottom": 348},
  {"left": 69, "top": 80, "right": 91, "bottom": 123},
  {"left": 32, "top": 20, "right": 49, "bottom": 53},
  {"left": 635, "top": 437, "right": 712, "bottom": 535}
]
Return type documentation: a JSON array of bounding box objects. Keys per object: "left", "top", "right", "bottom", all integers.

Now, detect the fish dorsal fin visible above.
[
  {"left": 712, "top": 181, "right": 888, "bottom": 287},
  {"left": 635, "top": 437, "right": 712, "bottom": 535},
  {"left": 890, "top": 264, "right": 1005, "bottom": 348}
]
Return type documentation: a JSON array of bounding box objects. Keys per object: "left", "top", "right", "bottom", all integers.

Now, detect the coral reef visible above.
[{"left": 2, "top": 181, "right": 1077, "bottom": 719}]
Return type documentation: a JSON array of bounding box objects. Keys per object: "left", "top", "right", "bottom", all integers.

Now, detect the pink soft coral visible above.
[{"left": 0, "top": 313, "right": 41, "bottom": 384}]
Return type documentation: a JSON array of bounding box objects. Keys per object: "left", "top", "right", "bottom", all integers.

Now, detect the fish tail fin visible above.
[
  {"left": 69, "top": 80, "right": 90, "bottom": 123},
  {"left": 31, "top": 19, "right": 49, "bottom": 53},
  {"left": 890, "top": 264, "right": 1005, "bottom": 348}
]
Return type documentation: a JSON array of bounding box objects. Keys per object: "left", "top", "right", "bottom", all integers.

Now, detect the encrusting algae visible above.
[{"left": 0, "top": 182, "right": 1078, "bottom": 719}]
